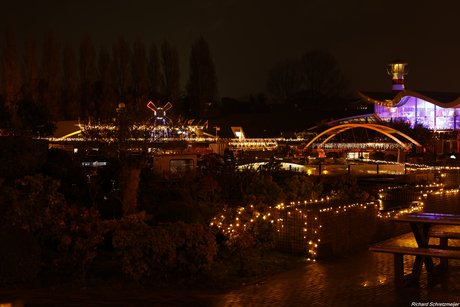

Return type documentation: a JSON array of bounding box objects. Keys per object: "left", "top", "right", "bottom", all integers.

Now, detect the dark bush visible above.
[
  {"left": 39, "top": 148, "right": 88, "bottom": 204},
  {"left": 0, "top": 137, "right": 48, "bottom": 182},
  {"left": 154, "top": 200, "right": 205, "bottom": 225},
  {"left": 321, "top": 175, "right": 358, "bottom": 200},
  {"left": 0, "top": 226, "right": 41, "bottom": 284},
  {"left": 110, "top": 213, "right": 217, "bottom": 280},
  {"left": 51, "top": 204, "right": 104, "bottom": 280}
]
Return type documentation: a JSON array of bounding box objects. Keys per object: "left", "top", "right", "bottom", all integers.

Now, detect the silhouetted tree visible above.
[
  {"left": 147, "top": 43, "right": 161, "bottom": 103},
  {"left": 42, "top": 28, "right": 61, "bottom": 120},
  {"left": 62, "top": 39, "right": 80, "bottom": 119},
  {"left": 300, "top": 49, "right": 349, "bottom": 110},
  {"left": 79, "top": 31, "right": 96, "bottom": 118},
  {"left": 82, "top": 103, "right": 149, "bottom": 215},
  {"left": 243, "top": 93, "right": 268, "bottom": 113},
  {"left": 131, "top": 38, "right": 148, "bottom": 105},
  {"left": 266, "top": 58, "right": 301, "bottom": 106},
  {"left": 160, "top": 39, "right": 180, "bottom": 105},
  {"left": 1, "top": 26, "right": 21, "bottom": 110},
  {"left": 0, "top": 98, "right": 56, "bottom": 137},
  {"left": 21, "top": 31, "right": 40, "bottom": 103},
  {"left": 112, "top": 35, "right": 131, "bottom": 101},
  {"left": 388, "top": 119, "right": 435, "bottom": 147},
  {"left": 221, "top": 97, "right": 245, "bottom": 114},
  {"left": 96, "top": 46, "right": 116, "bottom": 120},
  {"left": 185, "top": 36, "right": 219, "bottom": 117}
]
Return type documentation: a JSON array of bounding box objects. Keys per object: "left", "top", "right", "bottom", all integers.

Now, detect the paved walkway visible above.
[
  {"left": 2, "top": 227, "right": 460, "bottom": 306},
  {"left": 215, "top": 233, "right": 460, "bottom": 307}
]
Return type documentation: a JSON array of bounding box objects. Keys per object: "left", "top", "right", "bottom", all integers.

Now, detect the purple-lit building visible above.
[{"left": 358, "top": 61, "right": 460, "bottom": 132}]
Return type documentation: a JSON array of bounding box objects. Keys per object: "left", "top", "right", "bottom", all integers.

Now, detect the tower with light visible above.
[{"left": 387, "top": 60, "right": 408, "bottom": 91}]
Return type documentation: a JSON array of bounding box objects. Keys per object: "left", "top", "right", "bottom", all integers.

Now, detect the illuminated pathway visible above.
[{"left": 214, "top": 230, "right": 460, "bottom": 307}]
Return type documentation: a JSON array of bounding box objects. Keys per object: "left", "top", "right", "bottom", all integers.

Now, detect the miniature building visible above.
[
  {"left": 359, "top": 61, "right": 460, "bottom": 132},
  {"left": 150, "top": 154, "right": 197, "bottom": 178}
]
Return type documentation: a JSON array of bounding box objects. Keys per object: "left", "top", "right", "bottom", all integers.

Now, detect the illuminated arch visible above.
[
  {"left": 58, "top": 129, "right": 83, "bottom": 140},
  {"left": 304, "top": 123, "right": 422, "bottom": 151}
]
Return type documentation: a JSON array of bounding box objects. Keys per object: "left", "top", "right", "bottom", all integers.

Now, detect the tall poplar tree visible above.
[
  {"left": 79, "top": 30, "right": 96, "bottom": 118},
  {"left": 97, "top": 46, "right": 115, "bottom": 120},
  {"left": 112, "top": 35, "right": 131, "bottom": 102},
  {"left": 62, "top": 39, "right": 80, "bottom": 119},
  {"left": 185, "top": 36, "right": 219, "bottom": 117},
  {"left": 21, "top": 31, "right": 40, "bottom": 103},
  {"left": 131, "top": 38, "right": 148, "bottom": 105},
  {"left": 147, "top": 43, "right": 161, "bottom": 103},
  {"left": 160, "top": 39, "right": 180, "bottom": 106},
  {"left": 1, "top": 26, "right": 21, "bottom": 110},
  {"left": 42, "top": 28, "right": 61, "bottom": 120}
]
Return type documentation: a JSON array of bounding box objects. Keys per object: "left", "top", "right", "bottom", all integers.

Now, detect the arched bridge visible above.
[{"left": 304, "top": 123, "right": 422, "bottom": 151}]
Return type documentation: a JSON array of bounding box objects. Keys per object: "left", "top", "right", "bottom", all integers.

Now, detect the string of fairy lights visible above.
[
  {"left": 367, "top": 158, "right": 460, "bottom": 172},
  {"left": 210, "top": 183, "right": 460, "bottom": 260}
]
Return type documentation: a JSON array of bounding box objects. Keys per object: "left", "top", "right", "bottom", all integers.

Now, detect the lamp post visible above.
[{"left": 214, "top": 126, "right": 220, "bottom": 139}]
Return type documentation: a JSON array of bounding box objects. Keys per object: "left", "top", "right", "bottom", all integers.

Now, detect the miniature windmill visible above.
[{"left": 147, "top": 101, "right": 173, "bottom": 139}]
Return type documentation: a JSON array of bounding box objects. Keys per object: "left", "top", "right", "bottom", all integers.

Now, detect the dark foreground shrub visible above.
[
  {"left": 0, "top": 137, "right": 48, "bottom": 181},
  {"left": 0, "top": 226, "right": 41, "bottom": 284},
  {"left": 109, "top": 212, "right": 217, "bottom": 280},
  {"left": 51, "top": 204, "right": 104, "bottom": 279},
  {"left": 154, "top": 200, "right": 205, "bottom": 225}
]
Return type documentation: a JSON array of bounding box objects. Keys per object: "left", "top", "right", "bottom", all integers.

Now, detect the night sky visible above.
[{"left": 3, "top": 0, "right": 460, "bottom": 99}]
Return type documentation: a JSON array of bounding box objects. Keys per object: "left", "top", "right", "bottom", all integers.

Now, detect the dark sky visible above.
[{"left": 3, "top": 0, "right": 460, "bottom": 99}]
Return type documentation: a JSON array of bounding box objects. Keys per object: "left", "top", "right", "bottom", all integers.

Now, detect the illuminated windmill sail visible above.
[{"left": 147, "top": 101, "right": 173, "bottom": 139}]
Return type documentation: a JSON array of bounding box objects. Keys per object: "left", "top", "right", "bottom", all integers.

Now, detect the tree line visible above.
[
  {"left": 219, "top": 50, "right": 352, "bottom": 115},
  {"left": 265, "top": 49, "right": 350, "bottom": 111},
  {"left": 1, "top": 25, "right": 352, "bottom": 133},
  {"left": 0, "top": 26, "right": 219, "bottom": 124}
]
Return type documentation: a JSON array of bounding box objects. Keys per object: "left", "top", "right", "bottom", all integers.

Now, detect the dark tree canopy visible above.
[
  {"left": 21, "top": 31, "right": 40, "bottom": 103},
  {"left": 147, "top": 43, "right": 161, "bottom": 103},
  {"left": 266, "top": 58, "right": 301, "bottom": 105},
  {"left": 387, "top": 118, "right": 435, "bottom": 146},
  {"left": 62, "top": 39, "right": 80, "bottom": 120},
  {"left": 160, "top": 39, "right": 180, "bottom": 106},
  {"left": 300, "top": 49, "right": 349, "bottom": 102},
  {"left": 131, "top": 38, "right": 148, "bottom": 104},
  {"left": 266, "top": 49, "right": 350, "bottom": 111},
  {"left": 0, "top": 98, "right": 56, "bottom": 138},
  {"left": 112, "top": 35, "right": 131, "bottom": 99},
  {"left": 42, "top": 28, "right": 61, "bottom": 120},
  {"left": 185, "top": 36, "right": 219, "bottom": 117},
  {"left": 1, "top": 26, "right": 20, "bottom": 110},
  {"left": 79, "top": 30, "right": 96, "bottom": 118}
]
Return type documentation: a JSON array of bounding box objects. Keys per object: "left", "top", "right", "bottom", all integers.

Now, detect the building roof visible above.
[
  {"left": 307, "top": 114, "right": 381, "bottom": 131},
  {"left": 358, "top": 90, "right": 460, "bottom": 108}
]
